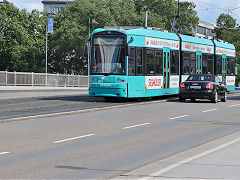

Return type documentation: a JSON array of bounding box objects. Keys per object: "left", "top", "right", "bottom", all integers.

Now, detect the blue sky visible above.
[{"left": 9, "top": 0, "right": 240, "bottom": 24}]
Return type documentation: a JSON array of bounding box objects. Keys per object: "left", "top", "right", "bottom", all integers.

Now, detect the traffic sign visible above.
[{"left": 48, "top": 17, "right": 54, "bottom": 33}]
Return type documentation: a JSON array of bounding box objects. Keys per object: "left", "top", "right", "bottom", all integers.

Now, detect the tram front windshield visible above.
[{"left": 90, "top": 36, "right": 126, "bottom": 75}]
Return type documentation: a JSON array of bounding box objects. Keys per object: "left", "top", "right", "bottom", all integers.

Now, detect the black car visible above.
[{"left": 179, "top": 74, "right": 227, "bottom": 103}]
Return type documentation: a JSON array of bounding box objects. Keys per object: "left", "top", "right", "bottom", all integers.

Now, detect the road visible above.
[{"left": 0, "top": 92, "right": 240, "bottom": 179}]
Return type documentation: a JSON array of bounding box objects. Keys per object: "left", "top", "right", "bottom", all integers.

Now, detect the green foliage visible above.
[
  {"left": 133, "top": 0, "right": 199, "bottom": 33},
  {"left": 0, "top": 0, "right": 199, "bottom": 75},
  {"left": 0, "top": 4, "right": 45, "bottom": 72},
  {"left": 214, "top": 13, "right": 240, "bottom": 86}
]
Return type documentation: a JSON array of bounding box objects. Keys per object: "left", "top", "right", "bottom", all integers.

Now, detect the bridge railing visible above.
[{"left": 0, "top": 71, "right": 88, "bottom": 87}]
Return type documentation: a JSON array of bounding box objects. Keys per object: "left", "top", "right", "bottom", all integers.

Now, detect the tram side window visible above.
[
  {"left": 146, "top": 49, "right": 155, "bottom": 75},
  {"left": 128, "top": 47, "right": 135, "bottom": 75},
  {"left": 189, "top": 53, "right": 196, "bottom": 74},
  {"left": 156, "top": 50, "right": 163, "bottom": 75},
  {"left": 202, "top": 54, "right": 208, "bottom": 74},
  {"left": 216, "top": 55, "right": 222, "bottom": 75},
  {"left": 227, "top": 57, "right": 235, "bottom": 75},
  {"left": 171, "top": 50, "right": 179, "bottom": 74},
  {"left": 136, "top": 48, "right": 143, "bottom": 75},
  {"left": 208, "top": 54, "right": 213, "bottom": 74},
  {"left": 183, "top": 52, "right": 196, "bottom": 74}
]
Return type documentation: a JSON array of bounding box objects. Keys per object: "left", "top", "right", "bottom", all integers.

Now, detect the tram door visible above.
[
  {"left": 163, "top": 48, "right": 170, "bottom": 94},
  {"left": 222, "top": 54, "right": 227, "bottom": 84},
  {"left": 196, "top": 51, "right": 202, "bottom": 74}
]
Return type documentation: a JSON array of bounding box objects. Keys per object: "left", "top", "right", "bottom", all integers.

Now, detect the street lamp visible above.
[
  {"left": 88, "top": 18, "right": 98, "bottom": 77},
  {"left": 45, "top": 11, "right": 56, "bottom": 86}
]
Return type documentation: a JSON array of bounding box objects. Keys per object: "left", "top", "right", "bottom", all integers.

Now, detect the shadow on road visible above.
[
  {"left": 228, "top": 95, "right": 240, "bottom": 101},
  {"left": 55, "top": 165, "right": 124, "bottom": 173},
  {"left": 39, "top": 94, "right": 179, "bottom": 104}
]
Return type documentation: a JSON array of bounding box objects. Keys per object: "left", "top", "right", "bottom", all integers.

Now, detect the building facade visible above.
[
  {"left": 193, "top": 20, "right": 216, "bottom": 39},
  {"left": 42, "top": 0, "right": 75, "bottom": 13},
  {"left": 0, "top": 0, "right": 10, "bottom": 4}
]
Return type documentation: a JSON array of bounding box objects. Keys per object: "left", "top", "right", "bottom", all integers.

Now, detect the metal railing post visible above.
[
  {"left": 32, "top": 72, "right": 34, "bottom": 86},
  {"left": 46, "top": 73, "right": 47, "bottom": 86},
  {"left": 68, "top": 74, "right": 70, "bottom": 87},
  {"left": 14, "top": 71, "right": 16, "bottom": 86},
  {"left": 57, "top": 73, "right": 59, "bottom": 87},
  {"left": 5, "top": 71, "right": 7, "bottom": 86}
]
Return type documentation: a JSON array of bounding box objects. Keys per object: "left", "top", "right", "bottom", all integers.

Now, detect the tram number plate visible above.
[{"left": 190, "top": 85, "right": 201, "bottom": 89}]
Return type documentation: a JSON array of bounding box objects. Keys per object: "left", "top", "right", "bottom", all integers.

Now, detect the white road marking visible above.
[
  {"left": 228, "top": 104, "right": 240, "bottom": 107},
  {"left": 139, "top": 137, "right": 240, "bottom": 180},
  {"left": 169, "top": 115, "right": 189, "bottom": 120},
  {"left": 122, "top": 123, "right": 151, "bottom": 130},
  {"left": 202, "top": 108, "right": 218, "bottom": 113},
  {"left": 0, "top": 152, "right": 10, "bottom": 155},
  {"left": 53, "top": 134, "right": 95, "bottom": 144}
]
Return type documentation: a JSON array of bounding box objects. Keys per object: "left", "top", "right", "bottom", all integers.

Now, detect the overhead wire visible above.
[{"left": 191, "top": 0, "right": 240, "bottom": 21}]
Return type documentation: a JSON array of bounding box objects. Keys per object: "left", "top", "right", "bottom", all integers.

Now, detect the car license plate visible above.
[{"left": 190, "top": 85, "right": 201, "bottom": 89}]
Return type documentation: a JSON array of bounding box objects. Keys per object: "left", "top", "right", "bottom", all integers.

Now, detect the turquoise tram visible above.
[{"left": 88, "top": 27, "right": 236, "bottom": 99}]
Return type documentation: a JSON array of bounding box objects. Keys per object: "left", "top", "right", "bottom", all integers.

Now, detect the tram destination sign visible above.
[
  {"left": 216, "top": 47, "right": 235, "bottom": 56},
  {"left": 182, "top": 42, "right": 214, "bottom": 54},
  {"left": 145, "top": 37, "right": 179, "bottom": 50}
]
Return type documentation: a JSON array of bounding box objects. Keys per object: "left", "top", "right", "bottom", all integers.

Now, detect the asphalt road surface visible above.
[{"left": 0, "top": 93, "right": 240, "bottom": 179}]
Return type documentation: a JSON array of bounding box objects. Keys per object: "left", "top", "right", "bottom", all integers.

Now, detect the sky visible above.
[{"left": 9, "top": 0, "right": 240, "bottom": 24}]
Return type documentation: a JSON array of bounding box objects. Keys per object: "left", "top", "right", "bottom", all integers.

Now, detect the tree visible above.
[
  {"left": 48, "top": 0, "right": 143, "bottom": 75},
  {"left": 133, "top": 0, "right": 199, "bottom": 34},
  {"left": 1, "top": 0, "right": 200, "bottom": 75},
  {"left": 0, "top": 4, "right": 45, "bottom": 72},
  {"left": 214, "top": 13, "right": 240, "bottom": 86}
]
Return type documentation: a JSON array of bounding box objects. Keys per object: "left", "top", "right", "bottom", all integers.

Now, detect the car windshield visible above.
[
  {"left": 187, "top": 75, "right": 214, "bottom": 82},
  {"left": 90, "top": 36, "right": 126, "bottom": 75}
]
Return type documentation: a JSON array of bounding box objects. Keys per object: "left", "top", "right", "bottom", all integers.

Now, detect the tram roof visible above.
[
  {"left": 179, "top": 34, "right": 214, "bottom": 46},
  {"left": 92, "top": 28, "right": 179, "bottom": 41},
  {"left": 214, "top": 40, "right": 235, "bottom": 50},
  {"left": 126, "top": 28, "right": 179, "bottom": 41}
]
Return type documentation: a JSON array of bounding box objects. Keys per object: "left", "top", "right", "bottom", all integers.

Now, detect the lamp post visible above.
[
  {"left": 88, "top": 18, "right": 98, "bottom": 77},
  {"left": 45, "top": 11, "right": 55, "bottom": 86}
]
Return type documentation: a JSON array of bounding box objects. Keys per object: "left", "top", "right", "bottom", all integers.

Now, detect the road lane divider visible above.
[
  {"left": 228, "top": 104, "right": 240, "bottom": 108},
  {"left": 0, "top": 152, "right": 10, "bottom": 155},
  {"left": 122, "top": 123, "right": 151, "bottom": 130},
  {"left": 53, "top": 134, "right": 95, "bottom": 144},
  {"left": 169, "top": 115, "right": 189, "bottom": 120},
  {"left": 202, "top": 108, "right": 218, "bottom": 113}
]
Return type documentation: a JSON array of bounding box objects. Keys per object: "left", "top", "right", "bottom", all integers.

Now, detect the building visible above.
[
  {"left": 42, "top": 0, "right": 75, "bottom": 14},
  {"left": 193, "top": 20, "right": 216, "bottom": 39},
  {"left": 0, "top": 0, "right": 10, "bottom": 4}
]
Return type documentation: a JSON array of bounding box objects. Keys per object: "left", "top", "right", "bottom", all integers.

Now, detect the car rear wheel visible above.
[
  {"left": 179, "top": 97, "right": 185, "bottom": 102},
  {"left": 221, "top": 91, "right": 227, "bottom": 102},
  {"left": 191, "top": 98, "right": 196, "bottom": 102},
  {"left": 211, "top": 91, "right": 218, "bottom": 103}
]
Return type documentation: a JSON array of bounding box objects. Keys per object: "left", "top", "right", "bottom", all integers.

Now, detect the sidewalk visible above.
[
  {"left": 118, "top": 130, "right": 240, "bottom": 180},
  {"left": 0, "top": 86, "right": 87, "bottom": 92},
  {"left": 0, "top": 86, "right": 88, "bottom": 100}
]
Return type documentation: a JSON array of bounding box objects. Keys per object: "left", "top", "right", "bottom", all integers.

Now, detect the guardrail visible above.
[{"left": 0, "top": 71, "right": 88, "bottom": 87}]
